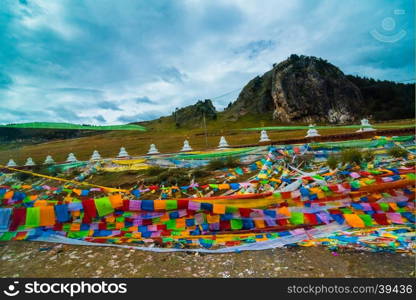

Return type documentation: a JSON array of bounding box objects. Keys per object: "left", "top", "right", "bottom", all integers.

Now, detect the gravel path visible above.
[{"left": 0, "top": 241, "right": 414, "bottom": 278}]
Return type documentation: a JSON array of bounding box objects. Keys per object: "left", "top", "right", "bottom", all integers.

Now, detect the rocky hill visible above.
[
  {"left": 225, "top": 54, "right": 365, "bottom": 123},
  {"left": 172, "top": 99, "right": 217, "bottom": 128},
  {"left": 225, "top": 54, "right": 415, "bottom": 123}
]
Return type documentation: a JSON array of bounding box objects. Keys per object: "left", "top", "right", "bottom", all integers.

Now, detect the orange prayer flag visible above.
[
  {"left": 39, "top": 206, "right": 55, "bottom": 226},
  {"left": 34, "top": 200, "right": 48, "bottom": 207},
  {"left": 128, "top": 226, "right": 138, "bottom": 232},
  {"left": 4, "top": 191, "right": 13, "bottom": 199},
  {"left": 160, "top": 213, "right": 169, "bottom": 222},
  {"left": 254, "top": 219, "right": 265, "bottom": 228},
  {"left": 70, "top": 223, "right": 81, "bottom": 231},
  {"left": 175, "top": 218, "right": 186, "bottom": 228},
  {"left": 154, "top": 200, "right": 166, "bottom": 210},
  {"left": 206, "top": 214, "right": 220, "bottom": 224},
  {"left": 388, "top": 202, "right": 398, "bottom": 211},
  {"left": 213, "top": 204, "right": 226, "bottom": 214},
  {"left": 132, "top": 232, "right": 142, "bottom": 239},
  {"left": 105, "top": 216, "right": 115, "bottom": 223},
  {"left": 115, "top": 222, "right": 124, "bottom": 229},
  {"left": 343, "top": 214, "right": 365, "bottom": 228},
  {"left": 278, "top": 206, "right": 291, "bottom": 217},
  {"left": 72, "top": 189, "right": 82, "bottom": 196},
  {"left": 109, "top": 194, "right": 123, "bottom": 208},
  {"left": 218, "top": 184, "right": 230, "bottom": 190}
]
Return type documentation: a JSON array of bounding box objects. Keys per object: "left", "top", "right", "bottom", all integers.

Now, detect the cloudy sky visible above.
[{"left": 0, "top": 0, "right": 414, "bottom": 125}]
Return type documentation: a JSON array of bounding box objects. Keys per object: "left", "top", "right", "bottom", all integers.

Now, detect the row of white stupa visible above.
[
  {"left": 5, "top": 134, "right": 260, "bottom": 167},
  {"left": 5, "top": 120, "right": 374, "bottom": 167},
  {"left": 305, "top": 119, "right": 375, "bottom": 137}
]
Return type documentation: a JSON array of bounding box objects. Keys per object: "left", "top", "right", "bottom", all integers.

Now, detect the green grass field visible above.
[{"left": 0, "top": 116, "right": 414, "bottom": 165}]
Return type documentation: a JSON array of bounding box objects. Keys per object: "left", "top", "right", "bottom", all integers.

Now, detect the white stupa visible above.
[
  {"left": 259, "top": 130, "right": 270, "bottom": 142},
  {"left": 6, "top": 159, "right": 17, "bottom": 167},
  {"left": 66, "top": 153, "right": 78, "bottom": 163},
  {"left": 117, "top": 147, "right": 129, "bottom": 158},
  {"left": 147, "top": 144, "right": 159, "bottom": 155},
  {"left": 90, "top": 150, "right": 102, "bottom": 161},
  {"left": 356, "top": 119, "right": 375, "bottom": 132},
  {"left": 180, "top": 140, "right": 193, "bottom": 152},
  {"left": 43, "top": 155, "right": 55, "bottom": 164},
  {"left": 305, "top": 124, "right": 320, "bottom": 137},
  {"left": 24, "top": 157, "right": 36, "bottom": 166},
  {"left": 218, "top": 136, "right": 229, "bottom": 149}
]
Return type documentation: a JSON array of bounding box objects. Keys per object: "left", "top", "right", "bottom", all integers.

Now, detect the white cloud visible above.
[{"left": 0, "top": 0, "right": 413, "bottom": 124}]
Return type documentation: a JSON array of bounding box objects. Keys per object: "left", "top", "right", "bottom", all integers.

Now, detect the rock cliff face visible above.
[{"left": 226, "top": 54, "right": 364, "bottom": 123}]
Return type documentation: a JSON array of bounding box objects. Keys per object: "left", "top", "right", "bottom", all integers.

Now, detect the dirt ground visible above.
[{"left": 0, "top": 241, "right": 414, "bottom": 278}]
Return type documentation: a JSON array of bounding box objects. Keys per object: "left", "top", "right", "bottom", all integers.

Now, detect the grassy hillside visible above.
[{"left": 0, "top": 115, "right": 414, "bottom": 165}]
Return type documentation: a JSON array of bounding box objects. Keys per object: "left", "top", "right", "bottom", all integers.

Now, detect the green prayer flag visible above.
[
  {"left": 406, "top": 173, "right": 416, "bottom": 180},
  {"left": 351, "top": 181, "right": 360, "bottom": 188},
  {"left": 166, "top": 200, "right": 177, "bottom": 210},
  {"left": 67, "top": 231, "right": 89, "bottom": 239},
  {"left": 106, "top": 223, "right": 116, "bottom": 229},
  {"left": 25, "top": 207, "right": 40, "bottom": 227},
  {"left": 166, "top": 219, "right": 176, "bottom": 230},
  {"left": 369, "top": 170, "right": 382, "bottom": 175},
  {"left": 289, "top": 212, "right": 304, "bottom": 225},
  {"left": 379, "top": 202, "right": 389, "bottom": 211},
  {"left": 231, "top": 219, "right": 243, "bottom": 230},
  {"left": 94, "top": 197, "right": 114, "bottom": 216},
  {"left": 0, "top": 232, "right": 16, "bottom": 241},
  {"left": 358, "top": 214, "right": 373, "bottom": 226},
  {"left": 340, "top": 208, "right": 353, "bottom": 214},
  {"left": 226, "top": 206, "right": 238, "bottom": 213}
]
